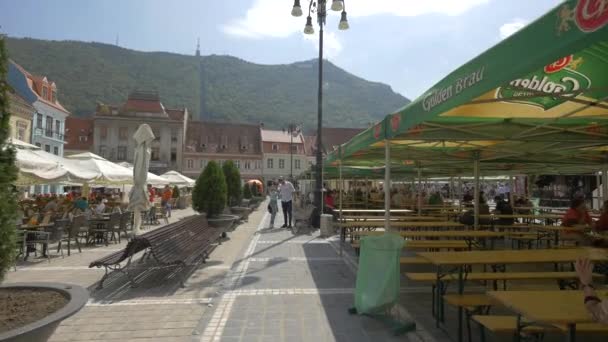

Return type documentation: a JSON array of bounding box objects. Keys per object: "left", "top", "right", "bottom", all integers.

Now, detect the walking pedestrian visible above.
[
  {"left": 278, "top": 176, "right": 295, "bottom": 228},
  {"left": 268, "top": 182, "right": 279, "bottom": 228}
]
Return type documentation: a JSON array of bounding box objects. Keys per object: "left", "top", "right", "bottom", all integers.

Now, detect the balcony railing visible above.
[{"left": 33, "top": 128, "right": 65, "bottom": 141}]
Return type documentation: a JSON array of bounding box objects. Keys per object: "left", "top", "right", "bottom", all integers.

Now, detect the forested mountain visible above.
[{"left": 6, "top": 37, "right": 409, "bottom": 128}]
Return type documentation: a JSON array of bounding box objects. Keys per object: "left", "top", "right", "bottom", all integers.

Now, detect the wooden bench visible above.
[
  {"left": 472, "top": 315, "right": 608, "bottom": 337},
  {"left": 90, "top": 214, "right": 221, "bottom": 289},
  {"left": 400, "top": 256, "right": 432, "bottom": 265},
  {"left": 405, "top": 271, "right": 602, "bottom": 283}
]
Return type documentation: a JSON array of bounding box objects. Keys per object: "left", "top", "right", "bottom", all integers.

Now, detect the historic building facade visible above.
[
  {"left": 261, "top": 128, "right": 307, "bottom": 183},
  {"left": 64, "top": 117, "right": 94, "bottom": 156},
  {"left": 182, "top": 121, "right": 263, "bottom": 180},
  {"left": 92, "top": 91, "right": 189, "bottom": 174},
  {"left": 7, "top": 90, "right": 34, "bottom": 144}
]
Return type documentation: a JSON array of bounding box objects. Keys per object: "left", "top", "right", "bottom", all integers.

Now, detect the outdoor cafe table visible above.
[
  {"left": 479, "top": 213, "right": 562, "bottom": 225},
  {"left": 340, "top": 215, "right": 445, "bottom": 222},
  {"left": 417, "top": 248, "right": 608, "bottom": 342},
  {"left": 352, "top": 230, "right": 505, "bottom": 249},
  {"left": 489, "top": 290, "right": 608, "bottom": 342},
  {"left": 535, "top": 225, "right": 588, "bottom": 245},
  {"left": 339, "top": 220, "right": 464, "bottom": 242}
]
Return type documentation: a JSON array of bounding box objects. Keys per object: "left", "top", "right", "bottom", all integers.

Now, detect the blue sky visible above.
[{"left": 0, "top": 0, "right": 562, "bottom": 99}]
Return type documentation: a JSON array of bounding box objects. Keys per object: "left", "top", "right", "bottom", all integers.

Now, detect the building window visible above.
[
  {"left": 99, "top": 126, "right": 107, "bottom": 140},
  {"left": 51, "top": 90, "right": 57, "bottom": 103},
  {"left": 99, "top": 145, "right": 107, "bottom": 158},
  {"left": 45, "top": 116, "right": 53, "bottom": 137},
  {"left": 151, "top": 147, "right": 160, "bottom": 161},
  {"left": 291, "top": 145, "right": 298, "bottom": 153},
  {"left": 16, "top": 121, "right": 27, "bottom": 141},
  {"left": 187, "top": 159, "right": 194, "bottom": 169},
  {"left": 267, "top": 158, "right": 273, "bottom": 169},
  {"left": 55, "top": 120, "right": 61, "bottom": 135},
  {"left": 35, "top": 142, "right": 41, "bottom": 148},
  {"left": 117, "top": 146, "right": 127, "bottom": 160},
  {"left": 42, "top": 86, "right": 48, "bottom": 99},
  {"left": 279, "top": 159, "right": 285, "bottom": 169},
  {"left": 53, "top": 146, "right": 59, "bottom": 155},
  {"left": 45, "top": 144, "right": 51, "bottom": 153},
  {"left": 272, "top": 144, "right": 279, "bottom": 151},
  {"left": 119, "top": 127, "right": 128, "bottom": 140},
  {"left": 171, "top": 129, "right": 178, "bottom": 143},
  {"left": 235, "top": 160, "right": 240, "bottom": 169},
  {"left": 36, "top": 114, "right": 43, "bottom": 129},
  {"left": 244, "top": 161, "right": 251, "bottom": 170},
  {"left": 171, "top": 148, "right": 177, "bottom": 162},
  {"left": 79, "top": 135, "right": 88, "bottom": 142},
  {"left": 295, "top": 159, "right": 301, "bottom": 169},
  {"left": 200, "top": 159, "right": 207, "bottom": 169}
]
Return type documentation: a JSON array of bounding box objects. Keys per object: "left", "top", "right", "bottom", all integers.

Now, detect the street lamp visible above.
[{"left": 291, "top": 0, "right": 348, "bottom": 224}]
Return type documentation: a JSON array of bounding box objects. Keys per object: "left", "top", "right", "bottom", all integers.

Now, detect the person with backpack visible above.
[{"left": 268, "top": 182, "right": 279, "bottom": 228}]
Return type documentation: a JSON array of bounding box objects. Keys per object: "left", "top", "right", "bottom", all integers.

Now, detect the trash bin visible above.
[
  {"left": 320, "top": 214, "right": 334, "bottom": 237},
  {"left": 354, "top": 233, "right": 404, "bottom": 314}
]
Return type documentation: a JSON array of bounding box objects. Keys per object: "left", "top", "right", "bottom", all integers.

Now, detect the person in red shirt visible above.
[
  {"left": 148, "top": 185, "right": 156, "bottom": 203},
  {"left": 595, "top": 200, "right": 608, "bottom": 232},
  {"left": 562, "top": 197, "right": 592, "bottom": 227},
  {"left": 324, "top": 190, "right": 335, "bottom": 209}
]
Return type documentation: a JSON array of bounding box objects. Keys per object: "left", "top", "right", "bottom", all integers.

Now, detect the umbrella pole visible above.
[
  {"left": 133, "top": 209, "right": 142, "bottom": 236},
  {"left": 473, "top": 159, "right": 480, "bottom": 230},
  {"left": 417, "top": 165, "right": 422, "bottom": 216},
  {"left": 384, "top": 140, "right": 391, "bottom": 232}
]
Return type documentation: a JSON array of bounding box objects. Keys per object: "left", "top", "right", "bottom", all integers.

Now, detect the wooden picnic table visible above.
[
  {"left": 338, "top": 209, "right": 413, "bottom": 215},
  {"left": 489, "top": 290, "right": 608, "bottom": 342},
  {"left": 338, "top": 220, "right": 465, "bottom": 242},
  {"left": 417, "top": 247, "right": 608, "bottom": 342},
  {"left": 353, "top": 230, "right": 504, "bottom": 249},
  {"left": 340, "top": 215, "right": 445, "bottom": 222},
  {"left": 20, "top": 222, "right": 54, "bottom": 230}
]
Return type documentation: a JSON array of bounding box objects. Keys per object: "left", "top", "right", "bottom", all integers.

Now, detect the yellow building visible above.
[{"left": 7, "top": 90, "right": 34, "bottom": 143}]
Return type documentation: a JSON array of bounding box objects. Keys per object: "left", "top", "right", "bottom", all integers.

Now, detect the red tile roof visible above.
[
  {"left": 123, "top": 98, "right": 164, "bottom": 113},
  {"left": 166, "top": 108, "right": 186, "bottom": 121},
  {"left": 65, "top": 117, "right": 93, "bottom": 151},
  {"left": 10, "top": 60, "right": 71, "bottom": 115}
]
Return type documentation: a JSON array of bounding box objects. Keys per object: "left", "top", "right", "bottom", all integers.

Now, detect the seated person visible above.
[
  {"left": 494, "top": 195, "right": 514, "bottom": 225},
  {"left": 428, "top": 192, "right": 443, "bottom": 206},
  {"left": 595, "top": 200, "right": 608, "bottom": 233},
  {"left": 74, "top": 197, "right": 88, "bottom": 211},
  {"left": 94, "top": 199, "right": 107, "bottom": 216},
  {"left": 391, "top": 191, "right": 406, "bottom": 207},
  {"left": 324, "top": 190, "right": 335, "bottom": 210},
  {"left": 43, "top": 198, "right": 58, "bottom": 212},
  {"left": 463, "top": 192, "right": 473, "bottom": 204},
  {"left": 562, "top": 198, "right": 592, "bottom": 227}
]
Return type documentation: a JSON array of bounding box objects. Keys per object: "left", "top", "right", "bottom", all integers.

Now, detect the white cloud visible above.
[
  {"left": 222, "top": 0, "right": 490, "bottom": 39},
  {"left": 303, "top": 31, "right": 343, "bottom": 59},
  {"left": 499, "top": 18, "right": 528, "bottom": 39}
]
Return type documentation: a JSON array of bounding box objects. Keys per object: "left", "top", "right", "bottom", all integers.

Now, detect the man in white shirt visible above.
[
  {"left": 278, "top": 177, "right": 295, "bottom": 228},
  {"left": 95, "top": 199, "right": 107, "bottom": 216}
]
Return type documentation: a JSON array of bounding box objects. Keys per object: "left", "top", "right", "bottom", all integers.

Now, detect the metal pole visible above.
[
  {"left": 290, "top": 127, "right": 293, "bottom": 180},
  {"left": 603, "top": 166, "right": 608, "bottom": 208},
  {"left": 365, "top": 177, "right": 369, "bottom": 209},
  {"left": 449, "top": 176, "right": 454, "bottom": 203},
  {"left": 314, "top": 16, "right": 325, "bottom": 219},
  {"left": 384, "top": 140, "right": 391, "bottom": 231},
  {"left": 509, "top": 175, "right": 515, "bottom": 205},
  {"left": 417, "top": 165, "right": 422, "bottom": 216},
  {"left": 339, "top": 161, "right": 343, "bottom": 220},
  {"left": 596, "top": 172, "right": 602, "bottom": 209},
  {"left": 473, "top": 159, "right": 480, "bottom": 230}
]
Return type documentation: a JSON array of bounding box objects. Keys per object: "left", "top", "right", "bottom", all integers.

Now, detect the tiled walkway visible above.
[{"left": 195, "top": 207, "right": 431, "bottom": 342}]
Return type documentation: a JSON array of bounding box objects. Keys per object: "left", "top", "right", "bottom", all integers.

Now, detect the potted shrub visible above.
[
  {"left": 192, "top": 161, "right": 236, "bottom": 234},
  {"left": 223, "top": 161, "right": 251, "bottom": 222},
  {"left": 0, "top": 38, "right": 88, "bottom": 342}
]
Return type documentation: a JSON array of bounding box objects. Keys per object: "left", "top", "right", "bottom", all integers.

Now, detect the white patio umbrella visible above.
[
  {"left": 160, "top": 170, "right": 195, "bottom": 187},
  {"left": 128, "top": 124, "right": 155, "bottom": 236},
  {"left": 119, "top": 162, "right": 169, "bottom": 186},
  {"left": 65, "top": 152, "right": 133, "bottom": 185}
]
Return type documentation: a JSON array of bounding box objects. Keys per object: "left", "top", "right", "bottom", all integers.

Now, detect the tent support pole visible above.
[
  {"left": 473, "top": 159, "right": 480, "bottom": 230},
  {"left": 597, "top": 172, "right": 602, "bottom": 208},
  {"left": 339, "top": 161, "right": 343, "bottom": 220},
  {"left": 417, "top": 165, "right": 422, "bottom": 216},
  {"left": 384, "top": 140, "right": 391, "bottom": 232},
  {"left": 603, "top": 166, "right": 608, "bottom": 208},
  {"left": 509, "top": 175, "right": 515, "bottom": 205},
  {"left": 365, "top": 178, "right": 369, "bottom": 209},
  {"left": 449, "top": 176, "right": 454, "bottom": 203}
]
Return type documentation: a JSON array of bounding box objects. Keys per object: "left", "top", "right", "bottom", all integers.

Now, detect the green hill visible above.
[{"left": 5, "top": 37, "right": 409, "bottom": 128}]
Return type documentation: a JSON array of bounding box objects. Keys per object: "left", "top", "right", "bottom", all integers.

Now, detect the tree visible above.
[
  {"left": 243, "top": 183, "right": 252, "bottom": 199},
  {"left": 172, "top": 185, "right": 180, "bottom": 199},
  {"left": 192, "top": 161, "right": 227, "bottom": 218},
  {"left": 251, "top": 182, "right": 259, "bottom": 197},
  {"left": 222, "top": 160, "right": 242, "bottom": 207},
  {"left": 0, "top": 38, "right": 18, "bottom": 282}
]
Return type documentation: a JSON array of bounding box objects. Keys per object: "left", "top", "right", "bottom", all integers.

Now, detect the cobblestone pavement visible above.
[{"left": 195, "top": 205, "right": 432, "bottom": 342}]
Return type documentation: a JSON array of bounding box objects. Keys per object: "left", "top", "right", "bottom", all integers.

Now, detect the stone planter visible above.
[
  {"left": 230, "top": 206, "right": 252, "bottom": 222},
  {"left": 0, "top": 283, "right": 88, "bottom": 342},
  {"left": 207, "top": 214, "right": 239, "bottom": 238}
]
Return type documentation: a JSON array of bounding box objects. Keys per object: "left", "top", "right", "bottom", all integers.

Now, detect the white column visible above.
[
  {"left": 384, "top": 140, "right": 391, "bottom": 231},
  {"left": 473, "top": 159, "right": 480, "bottom": 230}
]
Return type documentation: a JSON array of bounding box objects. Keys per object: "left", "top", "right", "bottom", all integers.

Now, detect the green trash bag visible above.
[{"left": 354, "top": 233, "right": 404, "bottom": 314}]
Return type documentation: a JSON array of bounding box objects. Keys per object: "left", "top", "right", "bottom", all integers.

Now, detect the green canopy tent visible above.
[{"left": 326, "top": 0, "right": 608, "bottom": 231}]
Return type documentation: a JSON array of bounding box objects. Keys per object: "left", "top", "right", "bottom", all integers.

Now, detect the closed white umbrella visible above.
[
  {"left": 128, "top": 124, "right": 155, "bottom": 236},
  {"left": 119, "top": 162, "right": 169, "bottom": 186}
]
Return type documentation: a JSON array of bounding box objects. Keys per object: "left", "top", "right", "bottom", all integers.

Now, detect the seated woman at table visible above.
[
  {"left": 74, "top": 197, "right": 88, "bottom": 211},
  {"left": 575, "top": 258, "right": 608, "bottom": 324},
  {"left": 494, "top": 195, "right": 514, "bottom": 225},
  {"left": 562, "top": 198, "right": 592, "bottom": 227}
]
